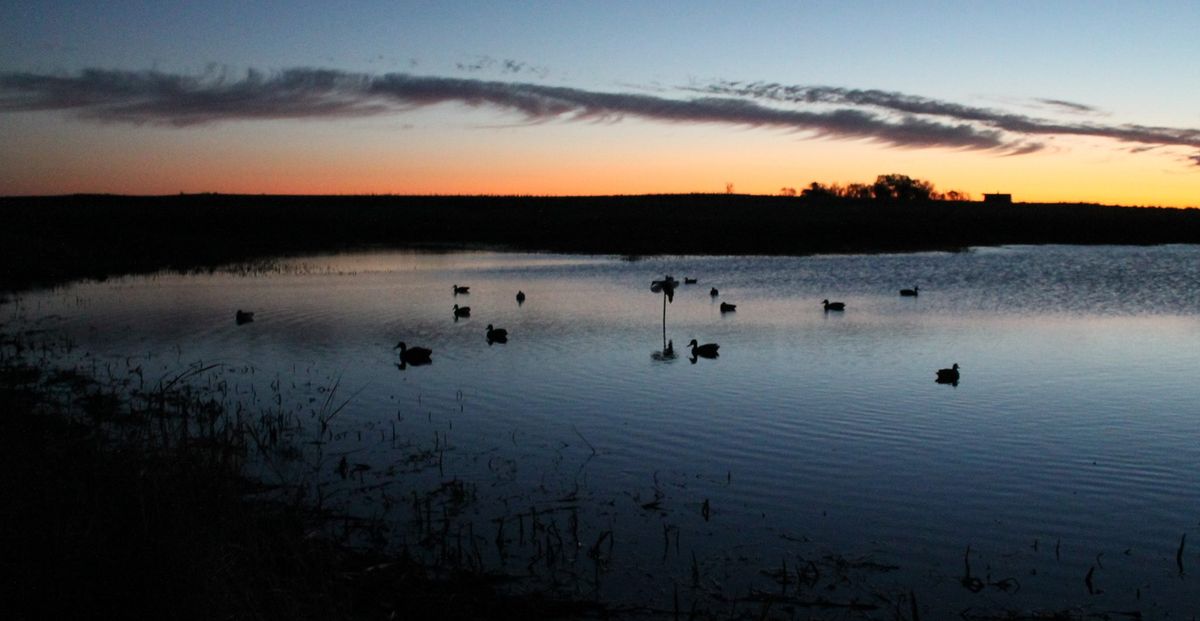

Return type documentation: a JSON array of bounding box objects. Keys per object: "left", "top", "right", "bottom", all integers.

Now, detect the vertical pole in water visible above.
[{"left": 662, "top": 293, "right": 667, "bottom": 349}]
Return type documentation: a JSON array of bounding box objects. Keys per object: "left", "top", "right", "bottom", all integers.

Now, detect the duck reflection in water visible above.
[
  {"left": 652, "top": 339, "right": 678, "bottom": 362},
  {"left": 394, "top": 341, "right": 432, "bottom": 370},
  {"left": 486, "top": 324, "right": 508, "bottom": 344},
  {"left": 687, "top": 339, "right": 719, "bottom": 363},
  {"left": 936, "top": 363, "right": 960, "bottom": 386}
]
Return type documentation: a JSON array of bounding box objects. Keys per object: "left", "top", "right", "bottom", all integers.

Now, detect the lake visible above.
[{"left": 6, "top": 244, "right": 1200, "bottom": 616}]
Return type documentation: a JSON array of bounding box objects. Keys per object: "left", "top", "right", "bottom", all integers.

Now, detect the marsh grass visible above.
[{"left": 0, "top": 330, "right": 604, "bottom": 620}]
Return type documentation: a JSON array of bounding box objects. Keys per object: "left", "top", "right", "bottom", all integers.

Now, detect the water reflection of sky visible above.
[{"left": 7, "top": 244, "right": 1200, "bottom": 615}]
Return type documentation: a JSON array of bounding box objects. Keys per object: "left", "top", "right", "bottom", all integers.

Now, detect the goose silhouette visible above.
[
  {"left": 453, "top": 284, "right": 470, "bottom": 295},
  {"left": 394, "top": 342, "right": 433, "bottom": 366},
  {"left": 687, "top": 339, "right": 719, "bottom": 358},
  {"left": 822, "top": 299, "right": 846, "bottom": 311},
  {"left": 900, "top": 286, "right": 919, "bottom": 297},
  {"left": 486, "top": 324, "right": 508, "bottom": 343},
  {"left": 710, "top": 287, "right": 719, "bottom": 297},
  {"left": 936, "top": 363, "right": 960, "bottom": 384},
  {"left": 235, "top": 309, "right": 255, "bottom": 324},
  {"left": 516, "top": 290, "right": 526, "bottom": 303},
  {"left": 453, "top": 304, "right": 471, "bottom": 318},
  {"left": 719, "top": 302, "right": 737, "bottom": 313}
]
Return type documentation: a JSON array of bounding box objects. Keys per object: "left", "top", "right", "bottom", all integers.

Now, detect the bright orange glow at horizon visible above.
[{"left": 1, "top": 113, "right": 1196, "bottom": 208}]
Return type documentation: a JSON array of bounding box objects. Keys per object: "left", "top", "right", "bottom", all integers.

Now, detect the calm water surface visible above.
[{"left": 8, "top": 245, "right": 1200, "bottom": 616}]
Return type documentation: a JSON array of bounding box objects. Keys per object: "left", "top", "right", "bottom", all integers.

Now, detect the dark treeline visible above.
[{"left": 2, "top": 192, "right": 1199, "bottom": 291}]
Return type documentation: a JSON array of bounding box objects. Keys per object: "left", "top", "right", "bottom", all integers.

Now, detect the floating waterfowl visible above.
[
  {"left": 684, "top": 277, "right": 698, "bottom": 284},
  {"left": 710, "top": 287, "right": 719, "bottom": 297},
  {"left": 453, "top": 304, "right": 471, "bottom": 318},
  {"left": 719, "top": 302, "right": 737, "bottom": 313},
  {"left": 900, "top": 286, "right": 919, "bottom": 297},
  {"left": 936, "top": 363, "right": 961, "bottom": 384},
  {"left": 453, "top": 284, "right": 470, "bottom": 295},
  {"left": 516, "top": 290, "right": 526, "bottom": 303},
  {"left": 235, "top": 310, "right": 254, "bottom": 324},
  {"left": 394, "top": 342, "right": 433, "bottom": 366},
  {"left": 687, "top": 339, "right": 720, "bottom": 358},
  {"left": 822, "top": 299, "right": 846, "bottom": 311},
  {"left": 486, "top": 323, "right": 508, "bottom": 343}
]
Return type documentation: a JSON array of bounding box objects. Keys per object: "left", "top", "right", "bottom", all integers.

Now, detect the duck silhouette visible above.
[
  {"left": 684, "top": 277, "right": 698, "bottom": 284},
  {"left": 453, "top": 284, "right": 470, "bottom": 295},
  {"left": 453, "top": 304, "right": 471, "bottom": 319},
  {"left": 486, "top": 324, "right": 508, "bottom": 344},
  {"left": 710, "top": 287, "right": 719, "bottom": 297},
  {"left": 936, "top": 363, "right": 960, "bottom": 385},
  {"left": 516, "top": 290, "right": 526, "bottom": 304},
  {"left": 235, "top": 310, "right": 254, "bottom": 324},
  {"left": 719, "top": 302, "right": 737, "bottom": 313},
  {"left": 687, "top": 339, "right": 719, "bottom": 358},
  {"left": 900, "top": 286, "right": 919, "bottom": 297},
  {"left": 394, "top": 342, "right": 433, "bottom": 367},
  {"left": 822, "top": 299, "right": 846, "bottom": 311}
]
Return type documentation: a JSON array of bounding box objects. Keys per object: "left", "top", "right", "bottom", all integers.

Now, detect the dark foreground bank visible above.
[
  {"left": 3, "top": 193, "right": 1199, "bottom": 291},
  {"left": 0, "top": 340, "right": 601, "bottom": 620}
]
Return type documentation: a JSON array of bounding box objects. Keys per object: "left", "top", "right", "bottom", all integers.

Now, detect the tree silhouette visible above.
[{"left": 871, "top": 174, "right": 934, "bottom": 202}]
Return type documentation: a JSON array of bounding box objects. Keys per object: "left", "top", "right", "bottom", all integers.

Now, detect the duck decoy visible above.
[
  {"left": 235, "top": 309, "right": 254, "bottom": 324},
  {"left": 900, "top": 286, "right": 919, "bottom": 297},
  {"left": 710, "top": 287, "right": 719, "bottom": 297},
  {"left": 453, "top": 304, "right": 471, "bottom": 318},
  {"left": 719, "top": 302, "right": 737, "bottom": 313},
  {"left": 936, "top": 363, "right": 960, "bottom": 385},
  {"left": 486, "top": 324, "right": 508, "bottom": 344},
  {"left": 822, "top": 299, "right": 846, "bottom": 311},
  {"left": 394, "top": 342, "right": 433, "bottom": 366},
  {"left": 453, "top": 284, "right": 470, "bottom": 295},
  {"left": 687, "top": 339, "right": 720, "bottom": 358},
  {"left": 684, "top": 277, "right": 698, "bottom": 284},
  {"left": 516, "top": 290, "right": 526, "bottom": 304}
]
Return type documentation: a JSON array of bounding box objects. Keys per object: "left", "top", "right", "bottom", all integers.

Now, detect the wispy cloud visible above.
[
  {"left": 1034, "top": 98, "right": 1101, "bottom": 115},
  {"left": 2, "top": 67, "right": 1197, "bottom": 165},
  {"left": 695, "top": 81, "right": 1200, "bottom": 163}
]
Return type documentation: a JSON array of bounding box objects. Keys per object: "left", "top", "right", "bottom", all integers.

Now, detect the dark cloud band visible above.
[
  {"left": 698, "top": 81, "right": 1200, "bottom": 158},
  {"left": 1, "top": 67, "right": 1197, "bottom": 164}
]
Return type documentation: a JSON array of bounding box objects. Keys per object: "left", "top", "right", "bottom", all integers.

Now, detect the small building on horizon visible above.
[{"left": 983, "top": 193, "right": 1013, "bottom": 204}]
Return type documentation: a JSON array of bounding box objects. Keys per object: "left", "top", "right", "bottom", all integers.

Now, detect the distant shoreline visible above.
[{"left": 3, "top": 193, "right": 1200, "bottom": 292}]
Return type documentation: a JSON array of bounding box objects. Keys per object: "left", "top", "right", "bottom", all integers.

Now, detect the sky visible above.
[{"left": 1, "top": 1, "right": 1198, "bottom": 207}]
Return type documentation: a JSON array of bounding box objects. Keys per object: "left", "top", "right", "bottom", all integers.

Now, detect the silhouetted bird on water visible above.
[
  {"left": 687, "top": 339, "right": 719, "bottom": 358},
  {"left": 516, "top": 290, "right": 526, "bottom": 304},
  {"left": 235, "top": 310, "right": 254, "bottom": 324},
  {"left": 486, "top": 324, "right": 508, "bottom": 344},
  {"left": 822, "top": 299, "right": 845, "bottom": 311},
  {"left": 453, "top": 284, "right": 470, "bottom": 295},
  {"left": 719, "top": 302, "right": 737, "bottom": 313},
  {"left": 900, "top": 286, "right": 919, "bottom": 297},
  {"left": 453, "top": 304, "right": 471, "bottom": 319},
  {"left": 684, "top": 277, "right": 698, "bottom": 284},
  {"left": 394, "top": 342, "right": 433, "bottom": 367},
  {"left": 936, "top": 363, "right": 960, "bottom": 385},
  {"left": 710, "top": 287, "right": 719, "bottom": 297}
]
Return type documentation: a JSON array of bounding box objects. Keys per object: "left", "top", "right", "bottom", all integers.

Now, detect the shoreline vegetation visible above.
[
  {"left": 0, "top": 331, "right": 602, "bottom": 620},
  {"left": 3, "top": 192, "right": 1200, "bottom": 292}
]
